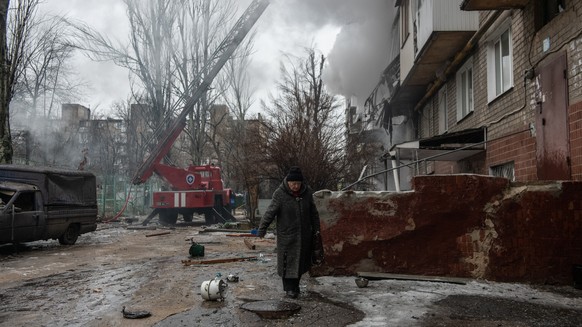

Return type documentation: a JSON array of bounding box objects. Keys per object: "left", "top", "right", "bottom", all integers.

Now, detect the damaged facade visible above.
[
  {"left": 333, "top": 0, "right": 582, "bottom": 285},
  {"left": 313, "top": 174, "right": 582, "bottom": 284},
  {"left": 349, "top": 0, "right": 582, "bottom": 188}
]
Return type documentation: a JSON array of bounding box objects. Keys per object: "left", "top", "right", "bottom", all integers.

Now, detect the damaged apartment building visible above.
[
  {"left": 347, "top": 0, "right": 582, "bottom": 190},
  {"left": 320, "top": 0, "right": 582, "bottom": 285}
]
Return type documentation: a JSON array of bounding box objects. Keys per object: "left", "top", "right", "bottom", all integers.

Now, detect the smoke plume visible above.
[{"left": 269, "top": 0, "right": 398, "bottom": 101}]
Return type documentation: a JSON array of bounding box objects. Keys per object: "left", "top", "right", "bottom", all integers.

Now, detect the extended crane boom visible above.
[{"left": 132, "top": 0, "right": 270, "bottom": 185}]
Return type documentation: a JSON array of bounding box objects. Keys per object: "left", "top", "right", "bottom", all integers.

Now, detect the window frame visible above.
[
  {"left": 456, "top": 57, "right": 474, "bottom": 122},
  {"left": 438, "top": 86, "right": 448, "bottom": 133},
  {"left": 490, "top": 161, "right": 515, "bottom": 181},
  {"left": 486, "top": 20, "right": 514, "bottom": 102}
]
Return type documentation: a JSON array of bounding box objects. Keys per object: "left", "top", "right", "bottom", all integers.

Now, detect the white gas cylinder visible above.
[{"left": 200, "top": 278, "right": 227, "bottom": 301}]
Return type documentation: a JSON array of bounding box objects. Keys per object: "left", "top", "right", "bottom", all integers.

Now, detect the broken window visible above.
[{"left": 490, "top": 161, "right": 515, "bottom": 181}]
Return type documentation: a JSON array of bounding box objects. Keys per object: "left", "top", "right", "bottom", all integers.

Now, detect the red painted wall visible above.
[{"left": 312, "top": 175, "right": 582, "bottom": 285}]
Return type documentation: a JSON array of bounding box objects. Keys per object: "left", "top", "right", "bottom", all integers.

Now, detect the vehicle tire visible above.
[
  {"left": 159, "top": 211, "right": 178, "bottom": 225},
  {"left": 183, "top": 213, "right": 194, "bottom": 222},
  {"left": 58, "top": 224, "right": 80, "bottom": 245}
]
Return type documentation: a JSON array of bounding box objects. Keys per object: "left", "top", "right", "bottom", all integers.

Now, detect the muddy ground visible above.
[{"left": 1, "top": 217, "right": 581, "bottom": 327}]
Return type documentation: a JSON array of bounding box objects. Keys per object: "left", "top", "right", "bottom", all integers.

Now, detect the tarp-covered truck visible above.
[{"left": 0, "top": 165, "right": 98, "bottom": 245}]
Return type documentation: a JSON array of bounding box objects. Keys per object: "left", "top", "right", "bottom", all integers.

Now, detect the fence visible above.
[{"left": 97, "top": 174, "right": 161, "bottom": 220}]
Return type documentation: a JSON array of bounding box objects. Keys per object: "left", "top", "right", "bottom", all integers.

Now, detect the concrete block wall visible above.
[
  {"left": 486, "top": 181, "right": 582, "bottom": 283},
  {"left": 312, "top": 175, "right": 582, "bottom": 285}
]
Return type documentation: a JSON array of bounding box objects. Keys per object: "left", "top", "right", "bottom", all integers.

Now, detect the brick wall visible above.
[
  {"left": 407, "top": 3, "right": 582, "bottom": 181},
  {"left": 570, "top": 101, "right": 582, "bottom": 179},
  {"left": 312, "top": 175, "right": 582, "bottom": 285},
  {"left": 434, "top": 161, "right": 457, "bottom": 174},
  {"left": 482, "top": 9, "right": 531, "bottom": 141},
  {"left": 487, "top": 129, "right": 537, "bottom": 181},
  {"left": 570, "top": 37, "right": 582, "bottom": 103}
]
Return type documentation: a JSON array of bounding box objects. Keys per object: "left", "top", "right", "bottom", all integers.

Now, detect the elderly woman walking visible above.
[{"left": 257, "top": 166, "right": 323, "bottom": 299}]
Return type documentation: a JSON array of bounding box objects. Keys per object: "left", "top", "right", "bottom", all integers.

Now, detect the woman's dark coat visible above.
[{"left": 258, "top": 178, "right": 321, "bottom": 278}]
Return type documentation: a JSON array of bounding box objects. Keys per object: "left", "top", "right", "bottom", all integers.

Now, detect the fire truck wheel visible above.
[{"left": 183, "top": 213, "right": 194, "bottom": 222}]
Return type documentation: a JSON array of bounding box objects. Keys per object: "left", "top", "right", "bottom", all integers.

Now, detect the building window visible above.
[
  {"left": 422, "top": 103, "right": 431, "bottom": 138},
  {"left": 438, "top": 87, "right": 448, "bottom": 133},
  {"left": 456, "top": 57, "right": 473, "bottom": 122},
  {"left": 487, "top": 22, "right": 513, "bottom": 102},
  {"left": 535, "top": 0, "right": 566, "bottom": 30},
  {"left": 490, "top": 161, "right": 515, "bottom": 181}
]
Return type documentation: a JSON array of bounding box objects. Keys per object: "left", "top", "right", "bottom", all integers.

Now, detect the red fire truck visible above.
[{"left": 132, "top": 0, "right": 269, "bottom": 225}]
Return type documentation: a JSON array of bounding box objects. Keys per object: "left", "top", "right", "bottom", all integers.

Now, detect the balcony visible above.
[
  {"left": 460, "top": 0, "right": 529, "bottom": 11},
  {"left": 403, "top": 0, "right": 478, "bottom": 88}
]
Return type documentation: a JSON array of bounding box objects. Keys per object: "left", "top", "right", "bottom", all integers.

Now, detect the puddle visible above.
[{"left": 240, "top": 300, "right": 301, "bottom": 319}]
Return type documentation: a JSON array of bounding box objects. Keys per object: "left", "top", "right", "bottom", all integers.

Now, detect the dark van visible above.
[{"left": 0, "top": 165, "right": 98, "bottom": 245}]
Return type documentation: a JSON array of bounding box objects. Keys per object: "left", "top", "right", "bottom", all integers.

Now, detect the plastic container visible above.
[{"left": 189, "top": 242, "right": 205, "bottom": 257}]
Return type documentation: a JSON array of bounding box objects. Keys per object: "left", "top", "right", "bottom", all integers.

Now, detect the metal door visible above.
[{"left": 536, "top": 53, "right": 570, "bottom": 180}]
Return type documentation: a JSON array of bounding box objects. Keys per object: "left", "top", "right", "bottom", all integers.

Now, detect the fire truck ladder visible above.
[
  {"left": 132, "top": 0, "right": 270, "bottom": 184},
  {"left": 113, "top": 0, "right": 269, "bottom": 225}
]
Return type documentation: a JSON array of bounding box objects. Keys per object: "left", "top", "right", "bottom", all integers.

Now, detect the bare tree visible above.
[
  {"left": 260, "top": 49, "right": 347, "bottom": 191},
  {"left": 223, "top": 115, "right": 267, "bottom": 224},
  {"left": 112, "top": 98, "right": 144, "bottom": 176},
  {"left": 11, "top": 16, "right": 80, "bottom": 119},
  {"left": 0, "top": 0, "right": 9, "bottom": 163},
  {"left": 0, "top": 0, "right": 41, "bottom": 163},
  {"left": 210, "top": 39, "right": 263, "bottom": 220},
  {"left": 0, "top": 0, "right": 85, "bottom": 167},
  {"left": 173, "top": 0, "right": 238, "bottom": 166},
  {"left": 221, "top": 35, "right": 256, "bottom": 121},
  {"left": 69, "top": 0, "right": 246, "bottom": 176},
  {"left": 68, "top": 0, "right": 179, "bottom": 173},
  {"left": 213, "top": 35, "right": 256, "bottom": 183},
  {"left": 9, "top": 13, "right": 89, "bottom": 168},
  {"left": 80, "top": 112, "right": 126, "bottom": 177}
]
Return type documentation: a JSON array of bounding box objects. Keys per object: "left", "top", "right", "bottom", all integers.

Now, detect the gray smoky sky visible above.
[
  {"left": 40, "top": 0, "right": 397, "bottom": 114},
  {"left": 251, "top": 0, "right": 398, "bottom": 106},
  {"left": 265, "top": 0, "right": 398, "bottom": 102}
]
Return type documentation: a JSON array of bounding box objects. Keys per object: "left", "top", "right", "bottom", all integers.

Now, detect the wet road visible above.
[{"left": 1, "top": 222, "right": 581, "bottom": 326}]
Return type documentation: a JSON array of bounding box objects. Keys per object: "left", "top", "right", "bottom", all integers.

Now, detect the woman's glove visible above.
[
  {"left": 312, "top": 249, "right": 324, "bottom": 265},
  {"left": 312, "top": 231, "right": 324, "bottom": 265},
  {"left": 257, "top": 229, "right": 266, "bottom": 238}
]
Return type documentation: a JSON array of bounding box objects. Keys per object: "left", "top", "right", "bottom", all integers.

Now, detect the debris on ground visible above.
[
  {"left": 1, "top": 220, "right": 581, "bottom": 327},
  {"left": 122, "top": 306, "right": 152, "bottom": 319}
]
